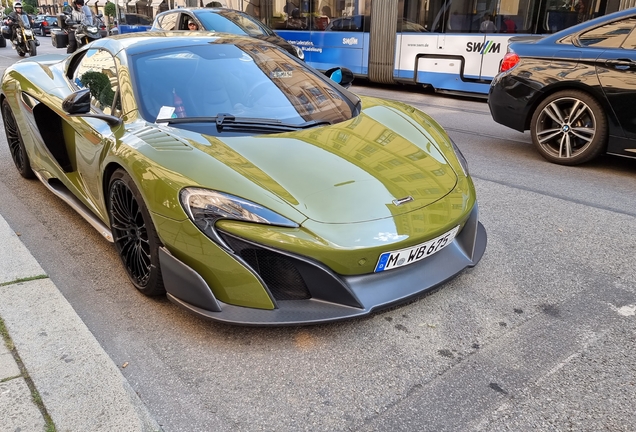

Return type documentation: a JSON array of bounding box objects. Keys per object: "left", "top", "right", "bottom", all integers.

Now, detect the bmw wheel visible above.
[
  {"left": 1, "top": 99, "right": 34, "bottom": 178},
  {"left": 108, "top": 169, "right": 165, "bottom": 296},
  {"left": 530, "top": 90, "right": 607, "bottom": 165}
]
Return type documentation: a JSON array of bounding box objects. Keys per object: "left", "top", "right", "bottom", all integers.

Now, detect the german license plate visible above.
[{"left": 374, "top": 226, "right": 460, "bottom": 272}]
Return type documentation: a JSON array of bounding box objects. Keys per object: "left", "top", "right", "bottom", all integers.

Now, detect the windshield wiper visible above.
[{"left": 156, "top": 114, "right": 331, "bottom": 132}]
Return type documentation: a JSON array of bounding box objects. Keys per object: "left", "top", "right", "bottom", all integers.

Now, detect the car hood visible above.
[{"left": 193, "top": 100, "right": 459, "bottom": 224}]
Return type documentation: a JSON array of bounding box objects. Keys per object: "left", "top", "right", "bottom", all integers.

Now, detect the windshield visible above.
[
  {"left": 20, "top": 14, "right": 30, "bottom": 28},
  {"left": 131, "top": 41, "right": 357, "bottom": 132},
  {"left": 196, "top": 10, "right": 273, "bottom": 36}
]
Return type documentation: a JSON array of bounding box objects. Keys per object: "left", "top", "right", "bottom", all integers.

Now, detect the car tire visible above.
[
  {"left": 1, "top": 99, "right": 35, "bottom": 179},
  {"left": 530, "top": 90, "right": 607, "bottom": 165},
  {"left": 108, "top": 168, "right": 166, "bottom": 296}
]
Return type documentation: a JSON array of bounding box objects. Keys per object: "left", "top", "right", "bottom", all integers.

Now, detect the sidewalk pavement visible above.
[{"left": 0, "top": 213, "right": 161, "bottom": 432}]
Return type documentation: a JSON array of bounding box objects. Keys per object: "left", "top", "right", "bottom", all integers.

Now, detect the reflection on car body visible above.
[{"left": 151, "top": 7, "right": 305, "bottom": 60}]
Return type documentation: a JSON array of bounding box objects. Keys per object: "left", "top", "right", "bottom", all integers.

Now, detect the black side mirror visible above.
[
  {"left": 324, "top": 67, "right": 354, "bottom": 89},
  {"left": 62, "top": 88, "right": 123, "bottom": 127},
  {"left": 62, "top": 88, "right": 91, "bottom": 114}
]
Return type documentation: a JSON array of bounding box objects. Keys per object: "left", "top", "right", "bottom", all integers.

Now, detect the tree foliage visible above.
[
  {"left": 104, "top": 2, "right": 116, "bottom": 17},
  {"left": 79, "top": 71, "right": 115, "bottom": 109}
]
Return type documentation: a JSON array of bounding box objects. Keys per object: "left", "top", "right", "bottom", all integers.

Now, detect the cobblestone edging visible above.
[{"left": 0, "top": 312, "right": 54, "bottom": 431}]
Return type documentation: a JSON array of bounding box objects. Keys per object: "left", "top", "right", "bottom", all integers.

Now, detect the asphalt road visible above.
[{"left": 0, "top": 38, "right": 635, "bottom": 431}]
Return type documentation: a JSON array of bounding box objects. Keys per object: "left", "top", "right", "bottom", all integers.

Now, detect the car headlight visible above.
[
  {"left": 180, "top": 188, "right": 299, "bottom": 248},
  {"left": 450, "top": 138, "right": 469, "bottom": 176},
  {"left": 293, "top": 45, "right": 304, "bottom": 60}
]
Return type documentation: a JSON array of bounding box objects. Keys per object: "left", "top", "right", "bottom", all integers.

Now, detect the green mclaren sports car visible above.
[{"left": 1, "top": 32, "right": 486, "bottom": 325}]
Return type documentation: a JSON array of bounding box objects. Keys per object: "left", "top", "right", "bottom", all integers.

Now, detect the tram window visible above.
[
  {"left": 445, "top": 0, "right": 501, "bottom": 33},
  {"left": 402, "top": 0, "right": 536, "bottom": 34},
  {"left": 577, "top": 17, "right": 636, "bottom": 47},
  {"left": 325, "top": 15, "right": 368, "bottom": 31},
  {"left": 543, "top": 0, "right": 598, "bottom": 33},
  {"left": 397, "top": 17, "right": 427, "bottom": 32},
  {"left": 498, "top": 0, "right": 539, "bottom": 33},
  {"left": 265, "top": 1, "right": 371, "bottom": 31}
]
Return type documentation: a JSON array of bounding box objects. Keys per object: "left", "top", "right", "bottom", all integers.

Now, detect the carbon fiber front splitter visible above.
[{"left": 160, "top": 205, "right": 487, "bottom": 326}]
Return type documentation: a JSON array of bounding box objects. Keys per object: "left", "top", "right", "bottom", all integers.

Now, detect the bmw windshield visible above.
[
  {"left": 131, "top": 40, "right": 359, "bottom": 134},
  {"left": 20, "top": 14, "right": 31, "bottom": 28},
  {"left": 195, "top": 9, "right": 275, "bottom": 36}
]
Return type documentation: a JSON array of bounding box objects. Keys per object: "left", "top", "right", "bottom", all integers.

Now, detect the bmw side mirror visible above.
[
  {"left": 325, "top": 67, "right": 354, "bottom": 89},
  {"left": 63, "top": 88, "right": 123, "bottom": 127}
]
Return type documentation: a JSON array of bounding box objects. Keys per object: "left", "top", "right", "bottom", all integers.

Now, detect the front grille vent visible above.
[{"left": 220, "top": 233, "right": 311, "bottom": 301}]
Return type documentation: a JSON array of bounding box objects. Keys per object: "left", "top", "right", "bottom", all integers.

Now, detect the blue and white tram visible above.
[{"left": 241, "top": 0, "right": 623, "bottom": 96}]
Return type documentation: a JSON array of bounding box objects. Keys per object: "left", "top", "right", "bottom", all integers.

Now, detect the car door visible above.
[
  {"left": 67, "top": 48, "right": 121, "bottom": 218},
  {"left": 598, "top": 18, "right": 636, "bottom": 141},
  {"left": 583, "top": 16, "right": 636, "bottom": 141}
]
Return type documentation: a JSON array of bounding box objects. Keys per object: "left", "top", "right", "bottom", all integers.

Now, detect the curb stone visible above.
[{"left": 0, "top": 213, "right": 161, "bottom": 431}]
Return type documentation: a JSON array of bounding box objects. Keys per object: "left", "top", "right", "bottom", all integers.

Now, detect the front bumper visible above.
[{"left": 160, "top": 204, "right": 487, "bottom": 326}]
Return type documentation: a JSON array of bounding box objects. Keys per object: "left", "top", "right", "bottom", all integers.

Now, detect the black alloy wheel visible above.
[
  {"left": 1, "top": 99, "right": 34, "bottom": 178},
  {"left": 530, "top": 90, "right": 607, "bottom": 165},
  {"left": 108, "top": 169, "right": 165, "bottom": 296}
]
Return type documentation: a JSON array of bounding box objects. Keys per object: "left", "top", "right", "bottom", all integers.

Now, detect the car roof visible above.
[{"left": 96, "top": 31, "right": 259, "bottom": 55}]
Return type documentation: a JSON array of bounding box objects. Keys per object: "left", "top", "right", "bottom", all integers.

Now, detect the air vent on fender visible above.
[{"left": 133, "top": 126, "right": 192, "bottom": 151}]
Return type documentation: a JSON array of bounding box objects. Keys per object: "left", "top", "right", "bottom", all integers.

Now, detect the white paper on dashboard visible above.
[{"left": 156, "top": 106, "right": 176, "bottom": 124}]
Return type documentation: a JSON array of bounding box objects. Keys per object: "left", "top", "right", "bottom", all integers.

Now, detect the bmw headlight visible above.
[
  {"left": 293, "top": 45, "right": 305, "bottom": 61},
  {"left": 86, "top": 26, "right": 98, "bottom": 33},
  {"left": 450, "top": 138, "right": 469, "bottom": 176},
  {"left": 24, "top": 29, "right": 33, "bottom": 36},
  {"left": 180, "top": 188, "right": 299, "bottom": 248}
]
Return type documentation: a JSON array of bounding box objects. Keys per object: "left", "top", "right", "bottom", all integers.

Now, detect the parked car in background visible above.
[
  {"left": 33, "top": 15, "right": 58, "bottom": 36},
  {"left": 151, "top": 7, "right": 305, "bottom": 60},
  {"left": 488, "top": 8, "right": 636, "bottom": 166},
  {"left": 110, "top": 13, "right": 152, "bottom": 35}
]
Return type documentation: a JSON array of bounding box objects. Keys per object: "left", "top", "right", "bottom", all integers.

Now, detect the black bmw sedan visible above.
[
  {"left": 151, "top": 7, "right": 305, "bottom": 61},
  {"left": 488, "top": 8, "right": 636, "bottom": 165}
]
